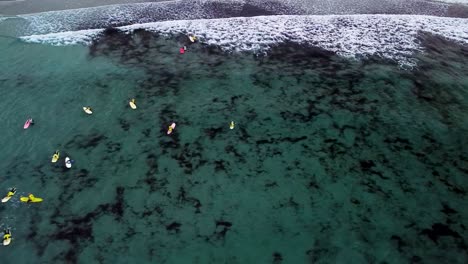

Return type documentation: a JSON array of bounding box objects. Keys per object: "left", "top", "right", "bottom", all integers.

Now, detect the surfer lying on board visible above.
[
  {"left": 6, "top": 188, "right": 16, "bottom": 198},
  {"left": 27, "top": 194, "right": 35, "bottom": 202},
  {"left": 20, "top": 193, "right": 43, "bottom": 203},
  {"left": 3, "top": 229, "right": 12, "bottom": 246},
  {"left": 65, "top": 158, "right": 74, "bottom": 166},
  {"left": 188, "top": 35, "right": 197, "bottom": 43}
]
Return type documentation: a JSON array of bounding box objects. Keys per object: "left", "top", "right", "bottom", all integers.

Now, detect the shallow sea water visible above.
[{"left": 0, "top": 30, "right": 467, "bottom": 263}]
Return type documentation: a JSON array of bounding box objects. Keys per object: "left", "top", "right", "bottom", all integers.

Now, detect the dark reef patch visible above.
[
  {"left": 166, "top": 222, "right": 182, "bottom": 234},
  {"left": 391, "top": 235, "right": 407, "bottom": 252},
  {"left": 273, "top": 252, "right": 283, "bottom": 264},
  {"left": 176, "top": 186, "right": 202, "bottom": 213},
  {"left": 256, "top": 136, "right": 307, "bottom": 145},
  {"left": 204, "top": 127, "right": 224, "bottom": 140},
  {"left": 172, "top": 142, "right": 205, "bottom": 175},
  {"left": 118, "top": 118, "right": 130, "bottom": 131},
  {"left": 214, "top": 220, "right": 233, "bottom": 240},
  {"left": 65, "top": 133, "right": 108, "bottom": 149},
  {"left": 47, "top": 186, "right": 127, "bottom": 262},
  {"left": 420, "top": 223, "right": 461, "bottom": 244}
]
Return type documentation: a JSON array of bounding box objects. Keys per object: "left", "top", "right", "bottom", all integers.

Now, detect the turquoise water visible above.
[{"left": 0, "top": 31, "right": 467, "bottom": 263}]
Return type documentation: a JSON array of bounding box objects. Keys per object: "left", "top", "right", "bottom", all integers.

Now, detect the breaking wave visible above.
[
  {"left": 3, "top": 0, "right": 468, "bottom": 36},
  {"left": 20, "top": 14, "right": 468, "bottom": 67}
]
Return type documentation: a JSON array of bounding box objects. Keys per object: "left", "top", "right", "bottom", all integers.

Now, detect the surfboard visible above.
[
  {"left": 3, "top": 237, "right": 11, "bottom": 246},
  {"left": 52, "top": 151, "right": 60, "bottom": 163},
  {"left": 65, "top": 157, "right": 72, "bottom": 168},
  {"left": 20, "top": 196, "right": 43, "bottom": 203},
  {"left": 83, "top": 107, "right": 93, "bottom": 114},
  {"left": 129, "top": 100, "right": 137, "bottom": 109},
  {"left": 23, "top": 119, "right": 32, "bottom": 129},
  {"left": 167, "top": 123, "right": 176, "bottom": 135},
  {"left": 189, "top": 36, "right": 196, "bottom": 42},
  {"left": 1, "top": 196, "right": 12, "bottom": 203}
]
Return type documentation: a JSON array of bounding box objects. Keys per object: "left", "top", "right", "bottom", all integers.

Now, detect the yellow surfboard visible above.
[
  {"left": 20, "top": 196, "right": 43, "bottom": 203},
  {"left": 129, "top": 99, "right": 137, "bottom": 109},
  {"left": 52, "top": 151, "right": 60, "bottom": 163}
]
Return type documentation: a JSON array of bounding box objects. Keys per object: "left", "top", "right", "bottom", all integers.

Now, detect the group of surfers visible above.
[
  {"left": 2, "top": 189, "right": 42, "bottom": 246},
  {"left": 2, "top": 34, "right": 237, "bottom": 246}
]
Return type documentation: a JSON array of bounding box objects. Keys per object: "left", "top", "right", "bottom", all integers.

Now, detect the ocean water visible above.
[
  {"left": 0, "top": 28, "right": 467, "bottom": 264},
  {"left": 1, "top": 1, "right": 468, "bottom": 264}
]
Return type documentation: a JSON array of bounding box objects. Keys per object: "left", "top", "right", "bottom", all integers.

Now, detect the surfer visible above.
[
  {"left": 65, "top": 157, "right": 74, "bottom": 168},
  {"left": 230, "top": 121, "right": 235, "bottom": 129},
  {"left": 6, "top": 188, "right": 16, "bottom": 198},
  {"left": 83, "top": 107, "right": 93, "bottom": 114},
  {"left": 24, "top": 118, "right": 34, "bottom": 129},
  {"left": 180, "top": 47, "right": 185, "bottom": 54},
  {"left": 3, "top": 229, "right": 11, "bottom": 246},
  {"left": 52, "top": 150, "right": 60, "bottom": 163},
  {"left": 2, "top": 188, "right": 16, "bottom": 203},
  {"left": 167, "top": 123, "right": 176, "bottom": 135},
  {"left": 27, "top": 194, "right": 35, "bottom": 202},
  {"left": 129, "top": 98, "right": 137, "bottom": 109},
  {"left": 189, "top": 35, "right": 197, "bottom": 43},
  {"left": 20, "top": 193, "right": 42, "bottom": 203}
]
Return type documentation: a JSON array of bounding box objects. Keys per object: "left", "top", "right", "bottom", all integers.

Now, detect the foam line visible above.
[
  {"left": 12, "top": 0, "right": 467, "bottom": 36},
  {"left": 20, "top": 14, "right": 468, "bottom": 67}
]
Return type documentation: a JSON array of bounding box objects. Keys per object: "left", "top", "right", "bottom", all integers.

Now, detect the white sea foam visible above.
[
  {"left": 21, "top": 14, "right": 468, "bottom": 66},
  {"left": 0, "top": 17, "right": 12, "bottom": 23},
  {"left": 429, "top": 0, "right": 468, "bottom": 4},
  {"left": 13, "top": 0, "right": 464, "bottom": 36},
  {"left": 21, "top": 29, "right": 102, "bottom": 46},
  {"left": 15, "top": 0, "right": 303, "bottom": 36}
]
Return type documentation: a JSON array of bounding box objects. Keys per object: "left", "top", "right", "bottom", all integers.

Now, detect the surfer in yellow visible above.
[
  {"left": 1, "top": 188, "right": 16, "bottom": 203},
  {"left": 20, "top": 193, "right": 43, "bottom": 203},
  {"left": 3, "top": 229, "right": 12, "bottom": 246},
  {"left": 189, "top": 35, "right": 197, "bottom": 43},
  {"left": 167, "top": 123, "right": 176, "bottom": 135},
  {"left": 51, "top": 150, "right": 60, "bottom": 163},
  {"left": 6, "top": 188, "right": 16, "bottom": 198}
]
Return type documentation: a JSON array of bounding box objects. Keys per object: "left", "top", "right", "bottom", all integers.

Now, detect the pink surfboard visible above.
[
  {"left": 23, "top": 118, "right": 32, "bottom": 129},
  {"left": 167, "top": 123, "right": 176, "bottom": 135}
]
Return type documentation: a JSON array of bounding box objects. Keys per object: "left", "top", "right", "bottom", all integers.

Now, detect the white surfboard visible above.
[
  {"left": 1, "top": 196, "right": 12, "bottom": 203},
  {"left": 167, "top": 123, "right": 176, "bottom": 135},
  {"left": 83, "top": 107, "right": 93, "bottom": 114},
  {"left": 3, "top": 230, "right": 11, "bottom": 246},
  {"left": 129, "top": 99, "right": 137, "bottom": 109},
  {"left": 3, "top": 237, "right": 11, "bottom": 246}
]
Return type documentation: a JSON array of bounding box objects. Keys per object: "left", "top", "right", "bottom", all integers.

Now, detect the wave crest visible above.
[{"left": 20, "top": 14, "right": 468, "bottom": 67}]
